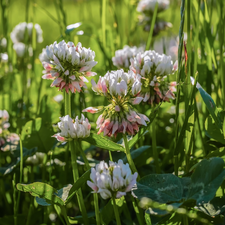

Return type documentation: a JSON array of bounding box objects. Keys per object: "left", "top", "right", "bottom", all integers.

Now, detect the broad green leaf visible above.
[
  {"left": 66, "top": 169, "right": 91, "bottom": 204},
  {"left": 180, "top": 177, "right": 191, "bottom": 199},
  {"left": 35, "top": 184, "right": 72, "bottom": 206},
  {"left": 187, "top": 158, "right": 225, "bottom": 205},
  {"left": 191, "top": 77, "right": 223, "bottom": 130},
  {"left": 100, "top": 200, "right": 114, "bottom": 225},
  {"left": 21, "top": 118, "right": 55, "bottom": 152},
  {"left": 84, "top": 133, "right": 125, "bottom": 152},
  {"left": 17, "top": 182, "right": 65, "bottom": 206},
  {"left": 0, "top": 147, "right": 37, "bottom": 176},
  {"left": 196, "top": 196, "right": 225, "bottom": 216},
  {"left": 68, "top": 212, "right": 96, "bottom": 224},
  {"left": 205, "top": 113, "right": 225, "bottom": 144},
  {"left": 133, "top": 174, "right": 184, "bottom": 203},
  {"left": 122, "top": 145, "right": 151, "bottom": 164}
]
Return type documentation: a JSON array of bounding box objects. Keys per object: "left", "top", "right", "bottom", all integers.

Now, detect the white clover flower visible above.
[
  {"left": 83, "top": 69, "right": 149, "bottom": 137},
  {"left": 112, "top": 45, "right": 144, "bottom": 70},
  {"left": 87, "top": 159, "right": 138, "bottom": 200},
  {"left": 10, "top": 22, "right": 43, "bottom": 44},
  {"left": 130, "top": 50, "right": 177, "bottom": 105},
  {"left": 0, "top": 53, "right": 8, "bottom": 63},
  {"left": 53, "top": 94, "right": 63, "bottom": 102},
  {"left": 137, "top": 0, "right": 170, "bottom": 14},
  {"left": 0, "top": 110, "right": 10, "bottom": 132},
  {"left": 0, "top": 38, "right": 7, "bottom": 48},
  {"left": 39, "top": 41, "right": 97, "bottom": 93},
  {"left": 26, "top": 152, "right": 46, "bottom": 165},
  {"left": 53, "top": 114, "right": 91, "bottom": 142},
  {"left": 13, "top": 43, "right": 26, "bottom": 57}
]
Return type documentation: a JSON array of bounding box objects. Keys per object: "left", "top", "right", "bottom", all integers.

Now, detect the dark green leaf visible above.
[
  {"left": 205, "top": 113, "right": 225, "bottom": 144},
  {"left": 66, "top": 169, "right": 91, "bottom": 204},
  {"left": 84, "top": 133, "right": 125, "bottom": 152},
  {"left": 196, "top": 82, "right": 222, "bottom": 129},
  {"left": 0, "top": 147, "right": 37, "bottom": 176},
  {"left": 133, "top": 174, "right": 184, "bottom": 203},
  {"left": 35, "top": 197, "right": 51, "bottom": 206},
  {"left": 21, "top": 118, "right": 55, "bottom": 152},
  {"left": 187, "top": 158, "right": 225, "bottom": 205},
  {"left": 122, "top": 145, "right": 151, "bottom": 163}
]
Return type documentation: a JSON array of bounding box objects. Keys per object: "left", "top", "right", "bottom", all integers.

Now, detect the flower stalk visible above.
[
  {"left": 112, "top": 197, "right": 121, "bottom": 225},
  {"left": 123, "top": 134, "right": 139, "bottom": 179},
  {"left": 76, "top": 140, "right": 100, "bottom": 225},
  {"left": 71, "top": 140, "right": 89, "bottom": 225}
]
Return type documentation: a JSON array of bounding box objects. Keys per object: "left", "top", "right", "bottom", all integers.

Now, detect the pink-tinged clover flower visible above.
[
  {"left": 39, "top": 41, "right": 97, "bottom": 93},
  {"left": 112, "top": 45, "right": 144, "bottom": 70},
  {"left": 130, "top": 50, "right": 177, "bottom": 105},
  {"left": 53, "top": 114, "right": 91, "bottom": 142},
  {"left": 83, "top": 69, "right": 149, "bottom": 137},
  {"left": 87, "top": 159, "right": 138, "bottom": 200}
]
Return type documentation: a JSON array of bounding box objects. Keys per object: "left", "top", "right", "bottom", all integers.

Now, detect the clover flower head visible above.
[
  {"left": 53, "top": 114, "right": 91, "bottom": 142},
  {"left": 26, "top": 152, "right": 46, "bottom": 165},
  {"left": 83, "top": 69, "right": 149, "bottom": 137},
  {"left": 130, "top": 50, "right": 177, "bottom": 105},
  {"left": 137, "top": 0, "right": 170, "bottom": 15},
  {"left": 112, "top": 45, "right": 144, "bottom": 70},
  {"left": 0, "top": 110, "right": 10, "bottom": 133},
  {"left": 1, "top": 53, "right": 8, "bottom": 63},
  {"left": 10, "top": 22, "right": 43, "bottom": 44},
  {"left": 87, "top": 159, "right": 138, "bottom": 199},
  {"left": 13, "top": 43, "right": 26, "bottom": 57},
  {"left": 39, "top": 41, "right": 97, "bottom": 93}
]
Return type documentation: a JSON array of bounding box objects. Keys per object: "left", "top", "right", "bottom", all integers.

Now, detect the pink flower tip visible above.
[{"left": 82, "top": 107, "right": 100, "bottom": 114}]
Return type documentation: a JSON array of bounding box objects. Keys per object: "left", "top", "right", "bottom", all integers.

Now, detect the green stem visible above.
[
  {"left": 25, "top": 197, "right": 33, "bottom": 225},
  {"left": 152, "top": 119, "right": 160, "bottom": 173},
  {"left": 146, "top": 2, "right": 158, "bottom": 50},
  {"left": 109, "top": 151, "right": 113, "bottom": 161},
  {"left": 71, "top": 140, "right": 89, "bottom": 225},
  {"left": 76, "top": 141, "right": 100, "bottom": 225},
  {"left": 54, "top": 205, "right": 66, "bottom": 225},
  {"left": 132, "top": 197, "right": 144, "bottom": 225},
  {"left": 145, "top": 212, "right": 152, "bottom": 225},
  {"left": 64, "top": 90, "right": 71, "bottom": 184},
  {"left": 64, "top": 90, "right": 71, "bottom": 116},
  {"left": 183, "top": 214, "right": 189, "bottom": 225},
  {"left": 174, "top": 0, "right": 185, "bottom": 176},
  {"left": 16, "top": 137, "right": 23, "bottom": 213},
  {"left": 77, "top": 140, "right": 90, "bottom": 170},
  {"left": 123, "top": 134, "right": 139, "bottom": 179},
  {"left": 101, "top": 0, "right": 106, "bottom": 49},
  {"left": 61, "top": 206, "right": 70, "bottom": 225},
  {"left": 13, "top": 173, "right": 17, "bottom": 225},
  {"left": 112, "top": 197, "right": 121, "bottom": 225},
  {"left": 94, "top": 193, "right": 101, "bottom": 225}
]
